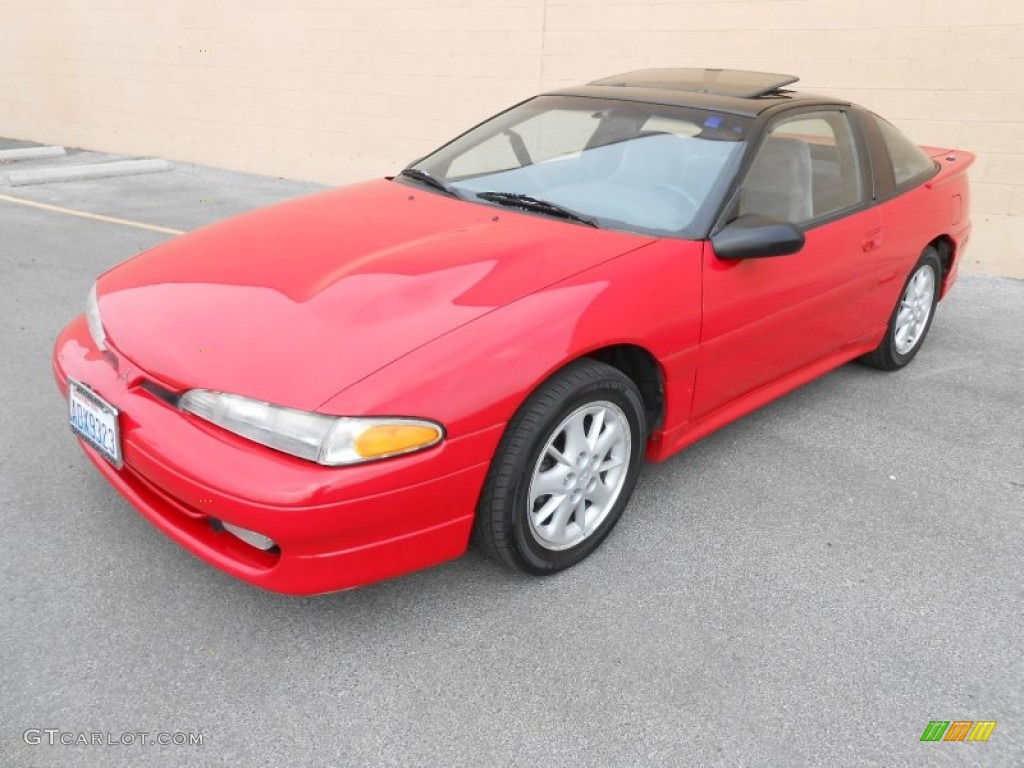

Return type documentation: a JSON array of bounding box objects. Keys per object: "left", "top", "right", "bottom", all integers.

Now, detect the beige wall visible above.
[{"left": 2, "top": 0, "right": 1023, "bottom": 276}]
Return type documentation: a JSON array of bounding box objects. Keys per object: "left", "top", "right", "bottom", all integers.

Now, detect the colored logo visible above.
[{"left": 920, "top": 721, "right": 997, "bottom": 742}]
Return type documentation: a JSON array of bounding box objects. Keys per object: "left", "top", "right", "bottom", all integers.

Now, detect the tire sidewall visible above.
[{"left": 507, "top": 375, "right": 645, "bottom": 574}]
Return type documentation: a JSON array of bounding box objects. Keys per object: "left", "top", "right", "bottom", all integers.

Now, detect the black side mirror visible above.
[{"left": 711, "top": 214, "right": 805, "bottom": 260}]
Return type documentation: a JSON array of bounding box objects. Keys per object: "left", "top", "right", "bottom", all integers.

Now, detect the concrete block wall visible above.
[{"left": 2, "top": 0, "right": 1021, "bottom": 275}]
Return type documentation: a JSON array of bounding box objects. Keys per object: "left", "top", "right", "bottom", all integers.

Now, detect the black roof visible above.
[{"left": 548, "top": 68, "right": 848, "bottom": 117}]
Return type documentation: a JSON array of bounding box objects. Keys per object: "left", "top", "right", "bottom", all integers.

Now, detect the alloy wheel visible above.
[
  {"left": 526, "top": 401, "right": 632, "bottom": 551},
  {"left": 894, "top": 264, "right": 936, "bottom": 355}
]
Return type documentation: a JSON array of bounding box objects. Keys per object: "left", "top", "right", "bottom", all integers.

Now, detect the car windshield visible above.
[{"left": 408, "top": 95, "right": 752, "bottom": 237}]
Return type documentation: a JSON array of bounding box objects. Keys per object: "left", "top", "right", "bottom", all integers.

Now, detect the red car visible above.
[{"left": 54, "top": 69, "right": 973, "bottom": 594}]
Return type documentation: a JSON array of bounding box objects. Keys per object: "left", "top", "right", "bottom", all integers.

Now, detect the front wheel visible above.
[
  {"left": 860, "top": 247, "right": 942, "bottom": 371},
  {"left": 474, "top": 359, "right": 646, "bottom": 575}
]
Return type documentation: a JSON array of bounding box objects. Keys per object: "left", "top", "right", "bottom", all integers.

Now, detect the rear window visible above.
[{"left": 873, "top": 115, "right": 937, "bottom": 189}]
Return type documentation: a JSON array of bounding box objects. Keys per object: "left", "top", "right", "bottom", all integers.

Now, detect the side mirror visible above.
[{"left": 711, "top": 215, "right": 805, "bottom": 260}]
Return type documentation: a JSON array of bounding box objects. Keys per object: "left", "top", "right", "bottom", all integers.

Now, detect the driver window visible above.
[{"left": 738, "top": 110, "right": 863, "bottom": 224}]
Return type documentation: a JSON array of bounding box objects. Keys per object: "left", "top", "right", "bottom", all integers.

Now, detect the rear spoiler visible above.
[{"left": 919, "top": 145, "right": 975, "bottom": 189}]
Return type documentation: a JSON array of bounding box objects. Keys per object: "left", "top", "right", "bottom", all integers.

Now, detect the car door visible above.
[{"left": 693, "top": 107, "right": 883, "bottom": 420}]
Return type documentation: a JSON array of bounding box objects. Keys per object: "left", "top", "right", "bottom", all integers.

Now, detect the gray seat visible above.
[
  {"left": 739, "top": 136, "right": 813, "bottom": 223},
  {"left": 608, "top": 133, "right": 691, "bottom": 188}
]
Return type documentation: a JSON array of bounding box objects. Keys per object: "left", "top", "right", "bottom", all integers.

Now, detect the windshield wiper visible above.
[
  {"left": 398, "top": 168, "right": 459, "bottom": 198},
  {"left": 475, "top": 192, "right": 598, "bottom": 228}
]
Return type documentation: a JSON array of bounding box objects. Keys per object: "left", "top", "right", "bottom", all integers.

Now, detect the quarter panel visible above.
[{"left": 878, "top": 155, "right": 974, "bottom": 296}]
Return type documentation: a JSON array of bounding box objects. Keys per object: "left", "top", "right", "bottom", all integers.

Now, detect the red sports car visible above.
[{"left": 54, "top": 69, "right": 973, "bottom": 594}]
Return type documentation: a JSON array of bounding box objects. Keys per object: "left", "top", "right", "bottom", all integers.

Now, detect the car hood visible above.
[{"left": 97, "top": 179, "right": 654, "bottom": 410}]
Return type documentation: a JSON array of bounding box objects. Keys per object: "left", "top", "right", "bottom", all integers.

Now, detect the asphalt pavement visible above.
[{"left": 2, "top": 144, "right": 1022, "bottom": 768}]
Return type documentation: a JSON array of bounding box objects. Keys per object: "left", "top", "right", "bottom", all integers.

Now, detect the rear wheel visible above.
[
  {"left": 474, "top": 359, "right": 645, "bottom": 575},
  {"left": 860, "top": 247, "right": 942, "bottom": 371}
]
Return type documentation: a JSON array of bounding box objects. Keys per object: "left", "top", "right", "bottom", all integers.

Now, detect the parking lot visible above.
[{"left": 2, "top": 143, "right": 1022, "bottom": 768}]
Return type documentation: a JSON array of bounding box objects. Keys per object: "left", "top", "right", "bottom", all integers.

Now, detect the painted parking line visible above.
[{"left": 0, "top": 192, "right": 185, "bottom": 236}]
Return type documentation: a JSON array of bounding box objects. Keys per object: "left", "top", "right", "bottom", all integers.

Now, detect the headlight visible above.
[
  {"left": 86, "top": 283, "right": 107, "bottom": 350},
  {"left": 179, "top": 390, "right": 443, "bottom": 466}
]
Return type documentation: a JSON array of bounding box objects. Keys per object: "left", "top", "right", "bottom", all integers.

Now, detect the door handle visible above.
[{"left": 862, "top": 229, "right": 883, "bottom": 253}]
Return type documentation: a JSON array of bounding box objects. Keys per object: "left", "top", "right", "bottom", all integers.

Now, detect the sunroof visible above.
[{"left": 589, "top": 68, "right": 800, "bottom": 99}]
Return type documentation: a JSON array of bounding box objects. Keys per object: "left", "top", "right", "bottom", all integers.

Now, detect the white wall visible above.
[{"left": 2, "top": 0, "right": 1022, "bottom": 275}]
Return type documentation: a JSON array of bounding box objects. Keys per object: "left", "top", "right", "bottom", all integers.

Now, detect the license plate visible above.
[{"left": 68, "top": 378, "right": 122, "bottom": 468}]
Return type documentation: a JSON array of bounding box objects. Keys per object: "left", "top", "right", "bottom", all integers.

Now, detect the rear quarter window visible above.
[{"left": 873, "top": 115, "right": 938, "bottom": 189}]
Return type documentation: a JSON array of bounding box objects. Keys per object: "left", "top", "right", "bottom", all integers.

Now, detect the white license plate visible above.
[{"left": 68, "top": 378, "right": 122, "bottom": 467}]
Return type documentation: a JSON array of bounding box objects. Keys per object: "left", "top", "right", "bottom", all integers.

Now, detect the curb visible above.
[
  {"left": 0, "top": 146, "right": 67, "bottom": 161},
  {"left": 6, "top": 158, "right": 172, "bottom": 187}
]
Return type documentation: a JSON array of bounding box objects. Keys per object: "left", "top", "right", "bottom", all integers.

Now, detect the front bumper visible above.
[{"left": 53, "top": 315, "right": 500, "bottom": 594}]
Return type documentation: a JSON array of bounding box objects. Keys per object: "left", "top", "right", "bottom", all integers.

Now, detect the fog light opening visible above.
[{"left": 221, "top": 521, "right": 277, "bottom": 551}]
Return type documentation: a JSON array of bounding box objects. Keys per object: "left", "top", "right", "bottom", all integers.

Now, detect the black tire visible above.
[
  {"left": 474, "top": 359, "right": 646, "bottom": 575},
  {"left": 859, "top": 247, "right": 943, "bottom": 371}
]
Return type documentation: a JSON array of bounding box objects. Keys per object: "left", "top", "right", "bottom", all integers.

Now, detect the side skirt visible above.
[{"left": 645, "top": 328, "right": 885, "bottom": 462}]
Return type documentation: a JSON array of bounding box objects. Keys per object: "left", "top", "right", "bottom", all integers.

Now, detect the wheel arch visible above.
[
  {"left": 583, "top": 343, "right": 665, "bottom": 435},
  {"left": 928, "top": 234, "right": 956, "bottom": 291}
]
